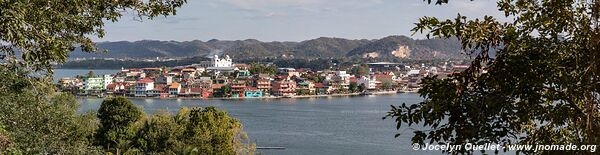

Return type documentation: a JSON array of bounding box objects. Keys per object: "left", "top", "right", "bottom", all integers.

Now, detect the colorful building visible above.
[
  {"left": 135, "top": 79, "right": 154, "bottom": 97},
  {"left": 244, "top": 87, "right": 263, "bottom": 98},
  {"left": 272, "top": 80, "right": 297, "bottom": 96}
]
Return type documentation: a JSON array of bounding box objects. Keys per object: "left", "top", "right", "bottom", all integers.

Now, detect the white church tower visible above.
[{"left": 213, "top": 55, "right": 232, "bottom": 67}]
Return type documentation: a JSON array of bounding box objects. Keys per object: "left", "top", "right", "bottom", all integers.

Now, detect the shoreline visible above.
[{"left": 76, "top": 91, "right": 414, "bottom": 100}]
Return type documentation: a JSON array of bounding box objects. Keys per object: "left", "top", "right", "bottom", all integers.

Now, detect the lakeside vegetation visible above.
[
  {"left": 386, "top": 0, "right": 600, "bottom": 154},
  {"left": 0, "top": 0, "right": 254, "bottom": 154}
]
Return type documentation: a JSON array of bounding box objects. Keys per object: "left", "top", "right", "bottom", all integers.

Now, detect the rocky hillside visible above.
[{"left": 70, "top": 35, "right": 464, "bottom": 60}]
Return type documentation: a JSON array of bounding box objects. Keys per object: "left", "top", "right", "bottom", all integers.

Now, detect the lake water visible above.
[
  {"left": 59, "top": 69, "right": 438, "bottom": 155},
  {"left": 53, "top": 69, "right": 119, "bottom": 82}
]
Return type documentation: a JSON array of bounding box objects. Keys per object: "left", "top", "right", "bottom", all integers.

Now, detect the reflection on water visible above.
[{"left": 78, "top": 93, "right": 444, "bottom": 155}]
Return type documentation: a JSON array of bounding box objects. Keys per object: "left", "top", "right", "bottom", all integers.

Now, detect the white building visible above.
[
  {"left": 334, "top": 71, "right": 351, "bottom": 89},
  {"left": 103, "top": 75, "right": 113, "bottom": 89},
  {"left": 213, "top": 55, "right": 232, "bottom": 67},
  {"left": 83, "top": 77, "right": 104, "bottom": 91},
  {"left": 135, "top": 79, "right": 154, "bottom": 97},
  {"left": 200, "top": 55, "right": 236, "bottom": 75},
  {"left": 357, "top": 76, "right": 377, "bottom": 90}
]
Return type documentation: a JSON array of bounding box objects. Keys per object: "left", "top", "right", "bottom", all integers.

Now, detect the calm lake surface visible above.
[
  {"left": 58, "top": 69, "right": 437, "bottom": 155},
  {"left": 53, "top": 69, "right": 119, "bottom": 82}
]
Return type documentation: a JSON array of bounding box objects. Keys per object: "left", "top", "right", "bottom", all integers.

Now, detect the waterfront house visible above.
[
  {"left": 135, "top": 78, "right": 154, "bottom": 97},
  {"left": 272, "top": 79, "right": 297, "bottom": 96},
  {"left": 230, "top": 80, "right": 247, "bottom": 97},
  {"left": 188, "top": 88, "right": 203, "bottom": 97},
  {"left": 297, "top": 80, "right": 315, "bottom": 95},
  {"left": 332, "top": 71, "right": 351, "bottom": 90},
  {"left": 373, "top": 74, "right": 394, "bottom": 86},
  {"left": 106, "top": 83, "right": 126, "bottom": 94},
  {"left": 59, "top": 77, "right": 76, "bottom": 87},
  {"left": 125, "top": 84, "right": 135, "bottom": 96},
  {"left": 255, "top": 78, "right": 271, "bottom": 96},
  {"left": 83, "top": 76, "right": 104, "bottom": 94},
  {"left": 244, "top": 87, "right": 263, "bottom": 98},
  {"left": 102, "top": 75, "right": 113, "bottom": 89},
  {"left": 314, "top": 83, "right": 327, "bottom": 95},
  {"left": 357, "top": 76, "right": 377, "bottom": 90},
  {"left": 147, "top": 84, "right": 167, "bottom": 97},
  {"left": 168, "top": 82, "right": 181, "bottom": 95}
]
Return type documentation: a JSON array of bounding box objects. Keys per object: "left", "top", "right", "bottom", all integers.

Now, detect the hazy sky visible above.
[{"left": 97, "top": 0, "right": 503, "bottom": 42}]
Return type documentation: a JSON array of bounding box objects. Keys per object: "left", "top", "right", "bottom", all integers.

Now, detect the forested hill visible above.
[{"left": 70, "top": 36, "right": 464, "bottom": 60}]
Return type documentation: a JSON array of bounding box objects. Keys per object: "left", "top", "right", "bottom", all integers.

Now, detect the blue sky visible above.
[{"left": 98, "top": 0, "right": 503, "bottom": 42}]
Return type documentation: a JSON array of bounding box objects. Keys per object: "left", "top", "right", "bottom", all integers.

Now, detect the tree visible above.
[
  {"left": 349, "top": 82, "right": 359, "bottom": 93},
  {"left": 0, "top": 0, "right": 186, "bottom": 73},
  {"left": 0, "top": 67, "right": 101, "bottom": 154},
  {"left": 134, "top": 110, "right": 184, "bottom": 154},
  {"left": 297, "top": 89, "right": 311, "bottom": 95},
  {"left": 220, "top": 84, "right": 232, "bottom": 97},
  {"left": 181, "top": 107, "right": 252, "bottom": 155},
  {"left": 386, "top": 0, "right": 600, "bottom": 154},
  {"left": 351, "top": 64, "right": 370, "bottom": 76},
  {"left": 97, "top": 97, "right": 144, "bottom": 155},
  {"left": 87, "top": 70, "right": 97, "bottom": 78},
  {"left": 249, "top": 63, "right": 276, "bottom": 75},
  {"left": 382, "top": 82, "right": 393, "bottom": 91},
  {"left": 358, "top": 83, "right": 366, "bottom": 93}
]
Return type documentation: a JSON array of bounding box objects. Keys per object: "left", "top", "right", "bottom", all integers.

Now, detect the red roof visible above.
[
  {"left": 314, "top": 83, "right": 325, "bottom": 88},
  {"left": 154, "top": 84, "right": 166, "bottom": 91},
  {"left": 190, "top": 88, "right": 203, "bottom": 93},
  {"left": 106, "top": 84, "right": 116, "bottom": 89},
  {"left": 169, "top": 82, "right": 180, "bottom": 89},
  {"left": 137, "top": 78, "right": 154, "bottom": 83}
]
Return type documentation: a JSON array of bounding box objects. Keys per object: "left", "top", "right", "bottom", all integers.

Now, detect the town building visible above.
[
  {"left": 169, "top": 82, "right": 181, "bottom": 95},
  {"left": 135, "top": 79, "right": 154, "bottom": 97},
  {"left": 297, "top": 80, "right": 315, "bottom": 95},
  {"left": 230, "top": 80, "right": 247, "bottom": 97},
  {"left": 244, "top": 87, "right": 263, "bottom": 98},
  {"left": 83, "top": 77, "right": 104, "bottom": 92},
  {"left": 272, "top": 79, "right": 297, "bottom": 96},
  {"left": 155, "top": 75, "right": 173, "bottom": 85},
  {"left": 357, "top": 76, "right": 377, "bottom": 90},
  {"left": 255, "top": 78, "right": 271, "bottom": 95}
]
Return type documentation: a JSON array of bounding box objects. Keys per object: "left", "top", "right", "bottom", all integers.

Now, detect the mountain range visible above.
[{"left": 70, "top": 35, "right": 464, "bottom": 60}]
